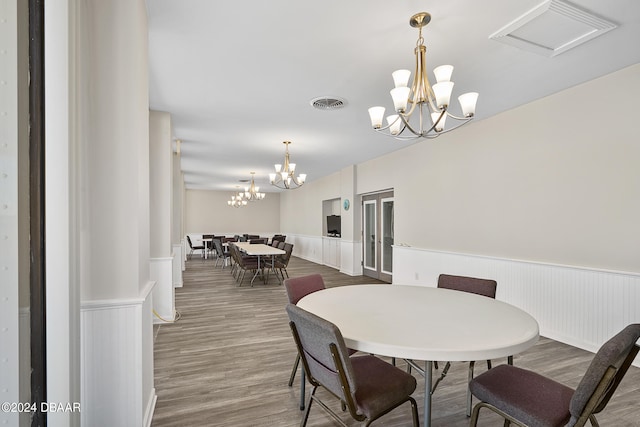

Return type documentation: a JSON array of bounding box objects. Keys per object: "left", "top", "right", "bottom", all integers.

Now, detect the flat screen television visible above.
[{"left": 327, "top": 215, "right": 341, "bottom": 237}]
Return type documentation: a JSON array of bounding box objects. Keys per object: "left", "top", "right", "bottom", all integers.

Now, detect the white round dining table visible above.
[{"left": 297, "top": 284, "right": 539, "bottom": 427}]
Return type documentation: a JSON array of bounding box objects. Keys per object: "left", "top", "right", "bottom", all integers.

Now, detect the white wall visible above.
[{"left": 185, "top": 189, "right": 281, "bottom": 236}]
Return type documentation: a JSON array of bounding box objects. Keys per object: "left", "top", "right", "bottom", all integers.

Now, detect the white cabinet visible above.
[{"left": 322, "top": 237, "right": 341, "bottom": 269}]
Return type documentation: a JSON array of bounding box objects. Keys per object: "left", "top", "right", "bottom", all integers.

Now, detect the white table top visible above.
[
  {"left": 233, "top": 242, "right": 285, "bottom": 256},
  {"left": 297, "top": 284, "right": 539, "bottom": 362}
]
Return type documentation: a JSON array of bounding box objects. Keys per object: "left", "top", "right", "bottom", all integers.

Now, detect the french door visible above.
[{"left": 362, "top": 191, "right": 394, "bottom": 282}]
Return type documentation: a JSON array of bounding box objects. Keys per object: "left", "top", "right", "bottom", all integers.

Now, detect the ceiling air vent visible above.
[
  {"left": 310, "top": 96, "right": 346, "bottom": 110},
  {"left": 489, "top": 0, "right": 617, "bottom": 57}
]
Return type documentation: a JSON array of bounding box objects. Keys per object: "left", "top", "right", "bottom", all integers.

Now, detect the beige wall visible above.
[
  {"left": 281, "top": 63, "right": 640, "bottom": 273},
  {"left": 185, "top": 190, "right": 281, "bottom": 236}
]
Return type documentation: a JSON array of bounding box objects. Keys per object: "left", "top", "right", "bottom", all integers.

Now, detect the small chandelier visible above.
[
  {"left": 227, "top": 187, "right": 248, "bottom": 208},
  {"left": 244, "top": 172, "right": 265, "bottom": 201},
  {"left": 269, "top": 141, "right": 307, "bottom": 189},
  {"left": 368, "top": 12, "right": 478, "bottom": 140}
]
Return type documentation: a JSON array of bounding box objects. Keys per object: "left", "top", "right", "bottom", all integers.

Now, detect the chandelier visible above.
[
  {"left": 368, "top": 12, "right": 478, "bottom": 140},
  {"left": 243, "top": 172, "right": 265, "bottom": 201},
  {"left": 227, "top": 187, "right": 248, "bottom": 208},
  {"left": 269, "top": 141, "right": 307, "bottom": 189}
]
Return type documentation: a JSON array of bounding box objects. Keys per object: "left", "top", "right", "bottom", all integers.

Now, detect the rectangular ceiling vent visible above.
[{"left": 489, "top": 0, "right": 617, "bottom": 57}]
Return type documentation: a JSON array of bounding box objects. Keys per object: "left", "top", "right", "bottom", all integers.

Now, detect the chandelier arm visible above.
[
  {"left": 392, "top": 114, "right": 422, "bottom": 136},
  {"left": 444, "top": 110, "right": 474, "bottom": 121},
  {"left": 430, "top": 117, "right": 473, "bottom": 135}
]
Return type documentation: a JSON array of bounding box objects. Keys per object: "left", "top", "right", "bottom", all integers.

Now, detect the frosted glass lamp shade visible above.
[
  {"left": 298, "top": 173, "right": 307, "bottom": 183},
  {"left": 433, "top": 81, "right": 454, "bottom": 108},
  {"left": 391, "top": 86, "right": 410, "bottom": 112},
  {"left": 387, "top": 115, "right": 401, "bottom": 135},
  {"left": 433, "top": 65, "right": 453, "bottom": 83},
  {"left": 458, "top": 92, "right": 479, "bottom": 117},
  {"left": 392, "top": 69, "right": 411, "bottom": 88},
  {"left": 368, "top": 106, "right": 386, "bottom": 129},
  {"left": 431, "top": 111, "right": 447, "bottom": 132}
]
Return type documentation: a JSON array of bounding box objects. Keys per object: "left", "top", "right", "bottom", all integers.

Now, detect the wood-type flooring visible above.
[{"left": 152, "top": 255, "right": 640, "bottom": 426}]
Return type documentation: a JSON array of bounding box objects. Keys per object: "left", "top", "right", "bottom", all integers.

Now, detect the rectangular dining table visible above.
[
  {"left": 297, "top": 284, "right": 539, "bottom": 427},
  {"left": 233, "top": 242, "right": 286, "bottom": 285}
]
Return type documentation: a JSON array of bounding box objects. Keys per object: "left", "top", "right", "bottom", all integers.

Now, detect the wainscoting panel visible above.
[
  {"left": 340, "top": 239, "right": 361, "bottom": 276},
  {"left": 393, "top": 246, "right": 640, "bottom": 366},
  {"left": 287, "top": 234, "right": 323, "bottom": 265},
  {"left": 151, "top": 257, "right": 175, "bottom": 323},
  {"left": 81, "top": 281, "right": 156, "bottom": 426},
  {"left": 172, "top": 244, "right": 183, "bottom": 287}
]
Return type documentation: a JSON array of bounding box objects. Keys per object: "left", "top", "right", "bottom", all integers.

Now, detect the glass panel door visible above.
[
  {"left": 381, "top": 197, "right": 394, "bottom": 276},
  {"left": 362, "top": 191, "right": 393, "bottom": 282},
  {"left": 363, "top": 200, "right": 377, "bottom": 271}
]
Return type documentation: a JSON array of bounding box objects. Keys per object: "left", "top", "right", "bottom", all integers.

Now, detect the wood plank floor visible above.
[{"left": 152, "top": 256, "right": 640, "bottom": 426}]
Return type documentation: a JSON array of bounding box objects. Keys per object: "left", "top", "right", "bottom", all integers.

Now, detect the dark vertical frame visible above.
[{"left": 28, "top": 0, "right": 46, "bottom": 425}]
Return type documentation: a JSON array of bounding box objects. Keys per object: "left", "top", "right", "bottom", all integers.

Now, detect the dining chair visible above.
[
  {"left": 284, "top": 274, "right": 327, "bottom": 410},
  {"left": 286, "top": 304, "right": 419, "bottom": 427},
  {"left": 213, "top": 239, "right": 230, "bottom": 268},
  {"left": 229, "top": 244, "right": 258, "bottom": 285},
  {"left": 435, "top": 273, "right": 498, "bottom": 416},
  {"left": 202, "top": 234, "right": 215, "bottom": 258},
  {"left": 186, "top": 235, "right": 205, "bottom": 259},
  {"left": 270, "top": 242, "right": 293, "bottom": 280},
  {"left": 469, "top": 323, "right": 640, "bottom": 427}
]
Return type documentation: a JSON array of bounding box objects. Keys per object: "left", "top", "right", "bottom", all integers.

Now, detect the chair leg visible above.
[
  {"left": 299, "top": 369, "right": 305, "bottom": 411},
  {"left": 288, "top": 354, "right": 300, "bottom": 387},
  {"left": 300, "top": 386, "right": 316, "bottom": 427},
  {"left": 467, "top": 360, "right": 476, "bottom": 417}
]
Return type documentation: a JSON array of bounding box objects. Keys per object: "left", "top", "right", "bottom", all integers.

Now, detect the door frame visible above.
[{"left": 361, "top": 190, "right": 394, "bottom": 283}]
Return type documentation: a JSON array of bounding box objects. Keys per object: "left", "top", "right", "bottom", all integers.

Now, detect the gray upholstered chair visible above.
[
  {"left": 186, "top": 235, "right": 205, "bottom": 259},
  {"left": 213, "top": 239, "right": 230, "bottom": 268},
  {"left": 469, "top": 323, "right": 640, "bottom": 427},
  {"left": 284, "top": 274, "right": 327, "bottom": 410},
  {"left": 286, "top": 304, "right": 419, "bottom": 427}
]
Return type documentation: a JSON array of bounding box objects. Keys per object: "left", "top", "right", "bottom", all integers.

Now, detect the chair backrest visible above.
[
  {"left": 284, "top": 274, "right": 325, "bottom": 305},
  {"left": 568, "top": 323, "right": 640, "bottom": 425},
  {"left": 437, "top": 274, "right": 497, "bottom": 299},
  {"left": 283, "top": 243, "right": 293, "bottom": 257},
  {"left": 213, "top": 239, "right": 226, "bottom": 257},
  {"left": 286, "top": 304, "right": 356, "bottom": 404},
  {"left": 249, "top": 238, "right": 267, "bottom": 244},
  {"left": 277, "top": 241, "right": 286, "bottom": 250},
  {"left": 186, "top": 235, "right": 194, "bottom": 248}
]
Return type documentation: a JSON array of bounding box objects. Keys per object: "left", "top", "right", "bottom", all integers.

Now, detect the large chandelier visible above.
[
  {"left": 368, "top": 12, "right": 478, "bottom": 140},
  {"left": 243, "top": 172, "right": 265, "bottom": 201},
  {"left": 269, "top": 141, "right": 306, "bottom": 189}
]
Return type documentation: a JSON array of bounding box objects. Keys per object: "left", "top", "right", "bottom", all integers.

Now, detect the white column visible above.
[
  {"left": 150, "top": 110, "right": 175, "bottom": 321},
  {"left": 73, "top": 0, "right": 155, "bottom": 425}
]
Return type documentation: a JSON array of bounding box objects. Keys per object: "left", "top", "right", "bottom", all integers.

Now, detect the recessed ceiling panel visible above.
[{"left": 489, "top": 0, "right": 617, "bottom": 57}]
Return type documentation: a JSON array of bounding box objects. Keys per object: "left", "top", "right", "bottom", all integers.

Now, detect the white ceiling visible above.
[{"left": 147, "top": 0, "right": 640, "bottom": 192}]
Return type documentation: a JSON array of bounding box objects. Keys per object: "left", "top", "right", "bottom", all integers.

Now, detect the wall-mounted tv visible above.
[{"left": 327, "top": 215, "right": 341, "bottom": 237}]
